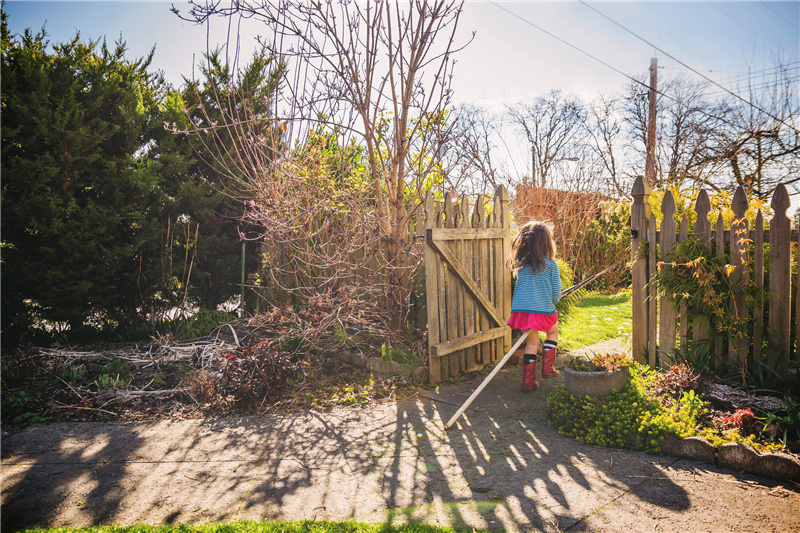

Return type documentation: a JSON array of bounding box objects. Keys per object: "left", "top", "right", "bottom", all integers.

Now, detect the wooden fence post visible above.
[
  {"left": 631, "top": 176, "right": 651, "bottom": 364},
  {"left": 769, "top": 184, "right": 791, "bottom": 371},
  {"left": 659, "top": 191, "right": 677, "bottom": 368}
]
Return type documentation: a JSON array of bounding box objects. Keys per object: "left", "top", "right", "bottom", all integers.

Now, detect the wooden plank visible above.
[
  {"left": 476, "top": 197, "right": 490, "bottom": 367},
  {"left": 423, "top": 192, "right": 442, "bottom": 384},
  {"left": 428, "top": 227, "right": 508, "bottom": 241},
  {"left": 692, "top": 190, "right": 712, "bottom": 347},
  {"left": 631, "top": 176, "right": 652, "bottom": 364},
  {"left": 796, "top": 227, "right": 800, "bottom": 365},
  {"left": 679, "top": 213, "right": 689, "bottom": 350},
  {"left": 753, "top": 210, "right": 764, "bottom": 367},
  {"left": 653, "top": 228, "right": 797, "bottom": 244},
  {"left": 492, "top": 192, "right": 504, "bottom": 363},
  {"left": 769, "top": 183, "right": 791, "bottom": 371},
  {"left": 459, "top": 196, "right": 474, "bottom": 373},
  {"left": 432, "top": 326, "right": 511, "bottom": 358},
  {"left": 730, "top": 186, "right": 750, "bottom": 371},
  {"left": 498, "top": 185, "right": 513, "bottom": 352},
  {"left": 715, "top": 211, "right": 726, "bottom": 372},
  {"left": 427, "top": 233, "right": 505, "bottom": 328},
  {"left": 648, "top": 213, "right": 657, "bottom": 369},
  {"left": 443, "top": 194, "right": 457, "bottom": 380},
  {"left": 658, "top": 191, "right": 677, "bottom": 369}
]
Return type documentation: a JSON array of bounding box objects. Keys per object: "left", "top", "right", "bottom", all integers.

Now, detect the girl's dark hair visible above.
[{"left": 513, "top": 221, "right": 556, "bottom": 273}]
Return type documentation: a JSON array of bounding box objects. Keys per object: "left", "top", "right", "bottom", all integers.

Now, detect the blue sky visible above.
[
  {"left": 4, "top": 1, "right": 800, "bottom": 201},
  {"left": 5, "top": 1, "right": 798, "bottom": 103}
]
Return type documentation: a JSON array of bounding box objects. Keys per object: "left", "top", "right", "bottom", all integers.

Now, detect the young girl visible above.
[{"left": 507, "top": 221, "right": 562, "bottom": 390}]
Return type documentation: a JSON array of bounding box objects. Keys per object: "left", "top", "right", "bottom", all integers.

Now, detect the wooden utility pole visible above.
[{"left": 646, "top": 58, "right": 657, "bottom": 186}]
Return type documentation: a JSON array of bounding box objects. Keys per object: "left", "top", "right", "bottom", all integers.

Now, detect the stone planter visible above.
[{"left": 563, "top": 366, "right": 630, "bottom": 398}]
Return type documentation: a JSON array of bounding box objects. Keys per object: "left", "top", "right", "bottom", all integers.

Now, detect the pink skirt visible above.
[{"left": 507, "top": 311, "right": 558, "bottom": 332}]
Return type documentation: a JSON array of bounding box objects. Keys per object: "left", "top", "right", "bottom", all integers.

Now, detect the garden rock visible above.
[
  {"left": 702, "top": 382, "right": 794, "bottom": 411},
  {"left": 336, "top": 350, "right": 368, "bottom": 368},
  {"left": 365, "top": 357, "right": 413, "bottom": 376},
  {"left": 660, "top": 435, "right": 716, "bottom": 465},
  {"left": 718, "top": 442, "right": 800, "bottom": 483},
  {"left": 411, "top": 366, "right": 429, "bottom": 384}
]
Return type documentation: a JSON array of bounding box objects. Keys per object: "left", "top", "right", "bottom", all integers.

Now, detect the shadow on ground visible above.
[{"left": 3, "top": 358, "right": 798, "bottom": 533}]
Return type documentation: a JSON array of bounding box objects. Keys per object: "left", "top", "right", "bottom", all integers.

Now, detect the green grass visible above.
[
  {"left": 18, "top": 521, "right": 477, "bottom": 533},
  {"left": 558, "top": 290, "right": 632, "bottom": 351}
]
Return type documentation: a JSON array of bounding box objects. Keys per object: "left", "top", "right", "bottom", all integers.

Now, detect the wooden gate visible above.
[{"left": 423, "top": 186, "right": 512, "bottom": 383}]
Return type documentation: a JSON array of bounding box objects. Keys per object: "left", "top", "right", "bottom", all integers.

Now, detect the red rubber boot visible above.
[
  {"left": 542, "top": 346, "right": 560, "bottom": 378},
  {"left": 522, "top": 359, "right": 539, "bottom": 390}
]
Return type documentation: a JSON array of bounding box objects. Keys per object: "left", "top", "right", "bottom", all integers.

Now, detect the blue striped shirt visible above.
[{"left": 511, "top": 258, "right": 561, "bottom": 315}]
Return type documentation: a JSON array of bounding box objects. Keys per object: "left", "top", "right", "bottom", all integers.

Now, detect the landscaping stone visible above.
[
  {"left": 365, "top": 357, "right": 413, "bottom": 376},
  {"left": 718, "top": 442, "right": 800, "bottom": 483},
  {"left": 661, "top": 435, "right": 716, "bottom": 465},
  {"left": 411, "top": 366, "right": 430, "bottom": 384},
  {"left": 336, "top": 351, "right": 368, "bottom": 368}
]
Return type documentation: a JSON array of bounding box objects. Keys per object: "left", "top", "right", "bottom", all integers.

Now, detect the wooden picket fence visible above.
[
  {"left": 631, "top": 176, "right": 798, "bottom": 376},
  {"left": 424, "top": 186, "right": 512, "bottom": 383}
]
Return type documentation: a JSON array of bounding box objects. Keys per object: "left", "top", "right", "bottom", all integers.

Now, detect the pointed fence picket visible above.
[
  {"left": 423, "top": 186, "right": 512, "bottom": 383},
  {"left": 631, "top": 177, "right": 798, "bottom": 377}
]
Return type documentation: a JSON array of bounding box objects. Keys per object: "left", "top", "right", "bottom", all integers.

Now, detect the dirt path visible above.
[{"left": 2, "top": 345, "right": 799, "bottom": 532}]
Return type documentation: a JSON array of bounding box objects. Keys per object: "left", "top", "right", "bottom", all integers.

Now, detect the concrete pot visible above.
[{"left": 564, "top": 366, "right": 630, "bottom": 398}]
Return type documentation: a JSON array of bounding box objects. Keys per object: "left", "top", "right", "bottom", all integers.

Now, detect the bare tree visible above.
[
  {"left": 506, "top": 90, "right": 586, "bottom": 189},
  {"left": 583, "top": 93, "right": 626, "bottom": 196},
  {"left": 442, "top": 103, "right": 508, "bottom": 194},
  {"left": 621, "top": 61, "right": 799, "bottom": 196},
  {"left": 622, "top": 75, "right": 728, "bottom": 191},
  {"left": 181, "top": 0, "right": 470, "bottom": 330},
  {"left": 710, "top": 57, "right": 800, "bottom": 196}
]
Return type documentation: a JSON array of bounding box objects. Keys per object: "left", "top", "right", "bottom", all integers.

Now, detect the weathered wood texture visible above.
[
  {"left": 658, "top": 191, "right": 677, "bottom": 369},
  {"left": 424, "top": 186, "right": 512, "bottom": 383},
  {"left": 631, "top": 176, "right": 652, "bottom": 364},
  {"left": 632, "top": 182, "right": 797, "bottom": 376}
]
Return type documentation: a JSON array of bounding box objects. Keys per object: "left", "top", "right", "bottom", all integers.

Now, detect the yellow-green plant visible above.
[
  {"left": 547, "top": 365, "right": 702, "bottom": 454},
  {"left": 651, "top": 229, "right": 755, "bottom": 345}
]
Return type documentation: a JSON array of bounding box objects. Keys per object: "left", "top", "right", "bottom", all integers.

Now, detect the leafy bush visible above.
[
  {"left": 547, "top": 365, "right": 702, "bottom": 453},
  {"left": 180, "top": 309, "right": 237, "bottom": 340},
  {"left": 647, "top": 363, "right": 701, "bottom": 401},
  {"left": 216, "top": 340, "right": 307, "bottom": 408}
]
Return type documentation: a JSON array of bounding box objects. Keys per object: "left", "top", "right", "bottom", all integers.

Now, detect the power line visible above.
[
  {"left": 486, "top": 1, "right": 648, "bottom": 90},
  {"left": 486, "top": 1, "right": 741, "bottom": 129},
  {"left": 578, "top": 0, "right": 800, "bottom": 135},
  {"left": 761, "top": 1, "right": 800, "bottom": 32}
]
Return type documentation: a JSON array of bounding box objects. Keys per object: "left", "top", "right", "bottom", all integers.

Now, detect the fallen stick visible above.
[
  {"left": 444, "top": 330, "right": 530, "bottom": 430},
  {"left": 443, "top": 266, "right": 614, "bottom": 430}
]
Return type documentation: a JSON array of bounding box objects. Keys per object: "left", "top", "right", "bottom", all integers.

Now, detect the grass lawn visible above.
[
  {"left": 18, "top": 521, "right": 473, "bottom": 533},
  {"left": 558, "top": 290, "right": 632, "bottom": 351}
]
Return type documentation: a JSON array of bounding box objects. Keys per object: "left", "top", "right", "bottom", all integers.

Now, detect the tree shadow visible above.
[{"left": 2, "top": 364, "right": 797, "bottom": 532}]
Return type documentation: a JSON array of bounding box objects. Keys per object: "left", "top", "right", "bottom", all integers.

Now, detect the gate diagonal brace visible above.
[{"left": 426, "top": 230, "right": 504, "bottom": 328}]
